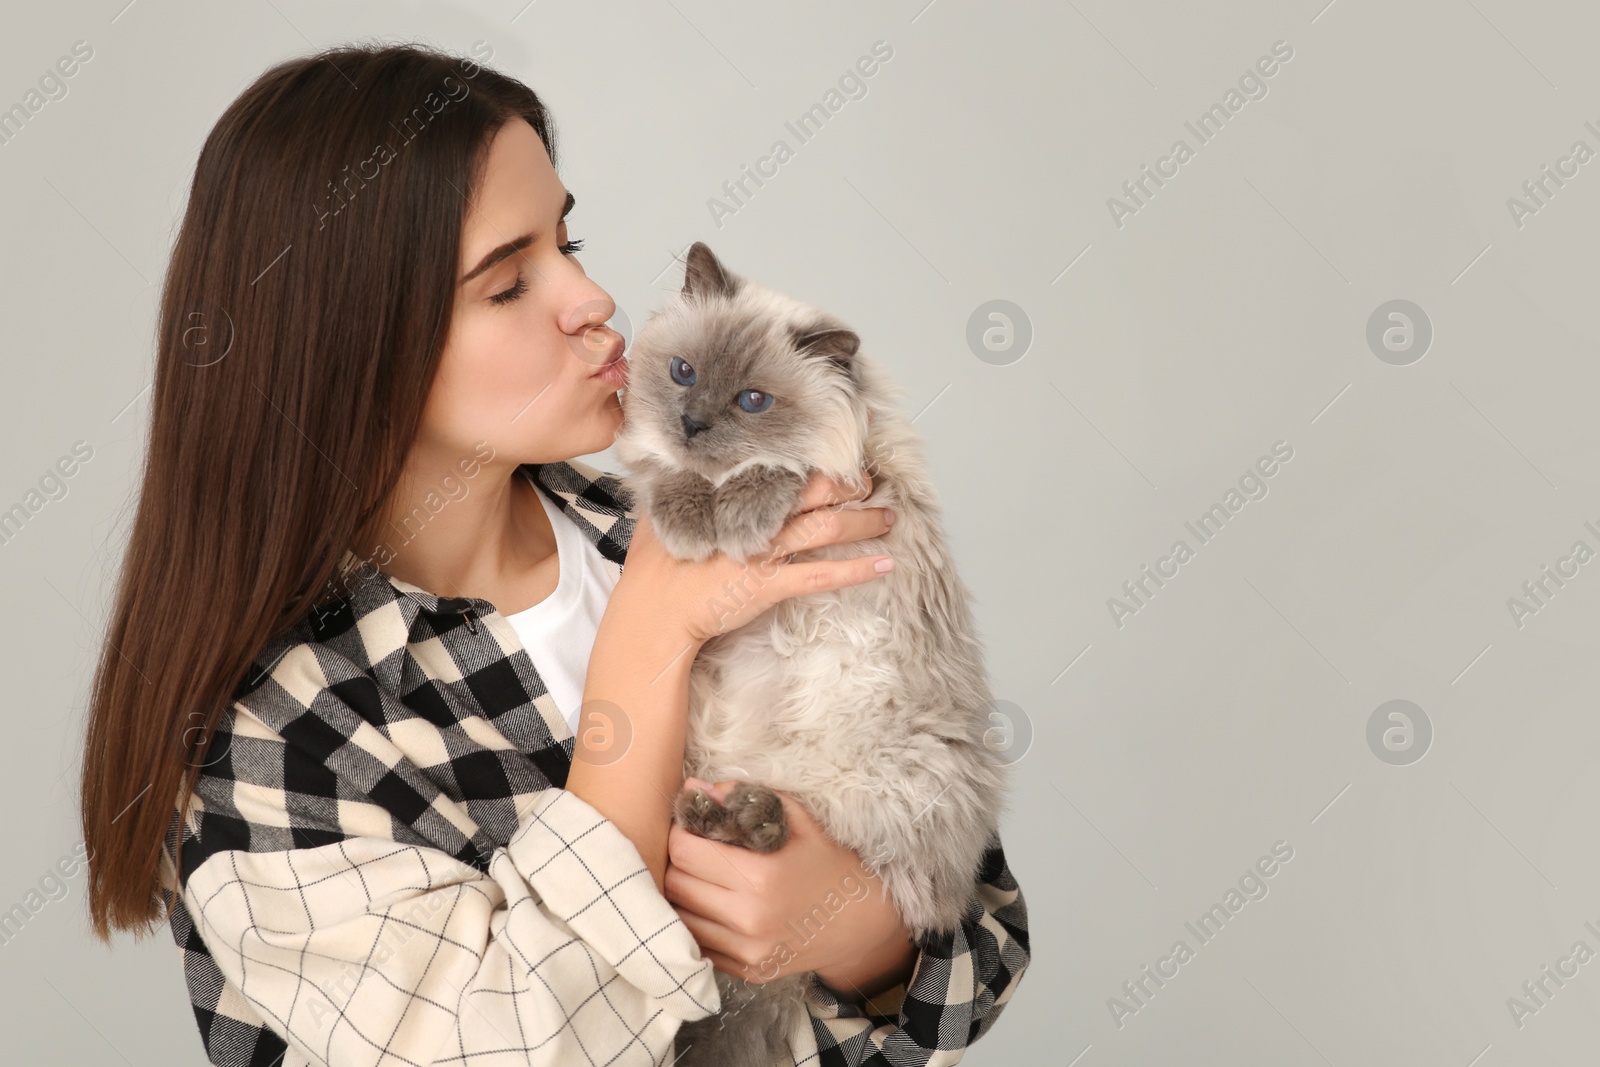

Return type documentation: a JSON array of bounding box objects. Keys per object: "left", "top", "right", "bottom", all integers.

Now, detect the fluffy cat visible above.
[{"left": 612, "top": 242, "right": 1006, "bottom": 1067}]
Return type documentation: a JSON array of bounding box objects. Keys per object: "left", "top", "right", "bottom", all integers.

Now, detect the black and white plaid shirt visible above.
[{"left": 160, "top": 458, "right": 1030, "bottom": 1066}]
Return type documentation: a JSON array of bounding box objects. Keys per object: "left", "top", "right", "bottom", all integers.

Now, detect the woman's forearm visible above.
[{"left": 566, "top": 589, "right": 701, "bottom": 893}]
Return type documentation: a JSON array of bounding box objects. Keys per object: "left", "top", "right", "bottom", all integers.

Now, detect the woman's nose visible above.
[{"left": 566, "top": 295, "right": 616, "bottom": 336}]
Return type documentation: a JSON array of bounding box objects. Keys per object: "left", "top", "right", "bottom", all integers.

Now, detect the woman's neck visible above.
[{"left": 375, "top": 454, "right": 559, "bottom": 613}]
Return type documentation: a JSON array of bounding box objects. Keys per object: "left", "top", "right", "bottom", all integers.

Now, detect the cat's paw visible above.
[
  {"left": 673, "top": 782, "right": 790, "bottom": 853},
  {"left": 648, "top": 472, "right": 719, "bottom": 561},
  {"left": 713, "top": 466, "right": 808, "bottom": 562},
  {"left": 673, "top": 786, "right": 727, "bottom": 839},
  {"left": 722, "top": 782, "right": 789, "bottom": 853}
]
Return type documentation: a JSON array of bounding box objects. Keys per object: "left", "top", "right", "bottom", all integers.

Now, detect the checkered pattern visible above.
[
  {"left": 798, "top": 839, "right": 1030, "bottom": 1066},
  {"left": 161, "top": 458, "right": 1030, "bottom": 1066}
]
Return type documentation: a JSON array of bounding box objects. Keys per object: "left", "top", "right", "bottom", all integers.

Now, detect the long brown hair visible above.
[{"left": 80, "top": 41, "right": 562, "bottom": 942}]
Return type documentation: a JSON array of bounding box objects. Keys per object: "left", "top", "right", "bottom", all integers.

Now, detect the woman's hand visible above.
[
  {"left": 665, "top": 779, "right": 918, "bottom": 1002},
  {"left": 617, "top": 468, "right": 895, "bottom": 649}
]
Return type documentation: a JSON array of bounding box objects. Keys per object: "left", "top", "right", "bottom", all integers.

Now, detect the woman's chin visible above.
[{"left": 593, "top": 394, "right": 625, "bottom": 450}]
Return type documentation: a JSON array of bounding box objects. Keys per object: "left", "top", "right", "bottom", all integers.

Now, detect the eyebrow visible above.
[{"left": 460, "top": 189, "right": 576, "bottom": 284}]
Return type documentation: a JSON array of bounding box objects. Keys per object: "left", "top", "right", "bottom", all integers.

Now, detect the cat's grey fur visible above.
[{"left": 613, "top": 242, "right": 1006, "bottom": 1067}]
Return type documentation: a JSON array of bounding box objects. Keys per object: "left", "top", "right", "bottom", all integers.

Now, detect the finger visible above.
[
  {"left": 674, "top": 906, "right": 760, "bottom": 965},
  {"left": 667, "top": 824, "right": 761, "bottom": 891},
  {"left": 690, "top": 778, "right": 735, "bottom": 804},
  {"left": 796, "top": 468, "right": 872, "bottom": 513},
  {"left": 664, "top": 861, "right": 742, "bottom": 918},
  {"left": 766, "top": 501, "right": 894, "bottom": 559},
  {"left": 830, "top": 469, "right": 873, "bottom": 503},
  {"left": 699, "top": 946, "right": 771, "bottom": 983},
  {"left": 772, "top": 554, "right": 896, "bottom": 600},
  {"left": 682, "top": 776, "right": 718, "bottom": 798},
  {"left": 674, "top": 905, "right": 735, "bottom": 952}
]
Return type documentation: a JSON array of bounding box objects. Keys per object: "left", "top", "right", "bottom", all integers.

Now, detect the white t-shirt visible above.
[{"left": 503, "top": 468, "right": 620, "bottom": 737}]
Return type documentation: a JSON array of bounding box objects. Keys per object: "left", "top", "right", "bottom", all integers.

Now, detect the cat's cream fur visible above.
[{"left": 613, "top": 243, "right": 1006, "bottom": 1067}]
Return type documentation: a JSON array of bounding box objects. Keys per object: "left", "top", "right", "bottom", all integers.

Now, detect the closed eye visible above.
[
  {"left": 479, "top": 190, "right": 582, "bottom": 305},
  {"left": 488, "top": 234, "right": 584, "bottom": 306},
  {"left": 490, "top": 275, "right": 527, "bottom": 305}
]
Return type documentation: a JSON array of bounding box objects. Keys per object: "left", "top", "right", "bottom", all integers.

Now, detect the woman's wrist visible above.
[
  {"left": 813, "top": 922, "right": 918, "bottom": 1003},
  {"left": 606, "top": 573, "right": 705, "bottom": 660}
]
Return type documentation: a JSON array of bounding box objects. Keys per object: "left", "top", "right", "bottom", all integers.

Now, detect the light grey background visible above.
[{"left": 4, "top": 1, "right": 1599, "bottom": 1064}]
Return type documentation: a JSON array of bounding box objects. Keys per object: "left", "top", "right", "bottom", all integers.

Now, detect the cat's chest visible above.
[{"left": 684, "top": 594, "right": 892, "bottom": 775}]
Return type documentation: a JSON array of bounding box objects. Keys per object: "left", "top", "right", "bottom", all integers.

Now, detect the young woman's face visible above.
[{"left": 418, "top": 118, "right": 626, "bottom": 465}]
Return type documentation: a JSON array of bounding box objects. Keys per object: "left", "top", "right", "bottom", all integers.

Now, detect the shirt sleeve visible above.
[
  {"left": 798, "top": 834, "right": 1030, "bottom": 1067},
  {"left": 178, "top": 786, "right": 720, "bottom": 1066}
]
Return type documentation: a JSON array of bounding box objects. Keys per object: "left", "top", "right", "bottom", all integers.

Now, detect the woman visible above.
[{"left": 79, "top": 42, "right": 1028, "bottom": 1066}]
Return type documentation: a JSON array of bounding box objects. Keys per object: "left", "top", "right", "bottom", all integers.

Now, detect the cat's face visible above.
[{"left": 616, "top": 242, "right": 863, "bottom": 481}]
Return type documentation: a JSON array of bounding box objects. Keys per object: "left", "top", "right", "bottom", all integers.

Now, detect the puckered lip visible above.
[{"left": 588, "top": 333, "right": 626, "bottom": 375}]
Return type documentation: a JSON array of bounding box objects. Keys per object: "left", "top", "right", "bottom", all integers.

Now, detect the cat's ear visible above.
[
  {"left": 681, "top": 241, "right": 741, "bottom": 300},
  {"left": 792, "top": 325, "right": 861, "bottom": 367}
]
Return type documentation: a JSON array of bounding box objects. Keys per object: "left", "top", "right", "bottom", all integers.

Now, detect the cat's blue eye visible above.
[
  {"left": 736, "top": 389, "right": 773, "bottom": 413},
  {"left": 670, "top": 357, "right": 696, "bottom": 386}
]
